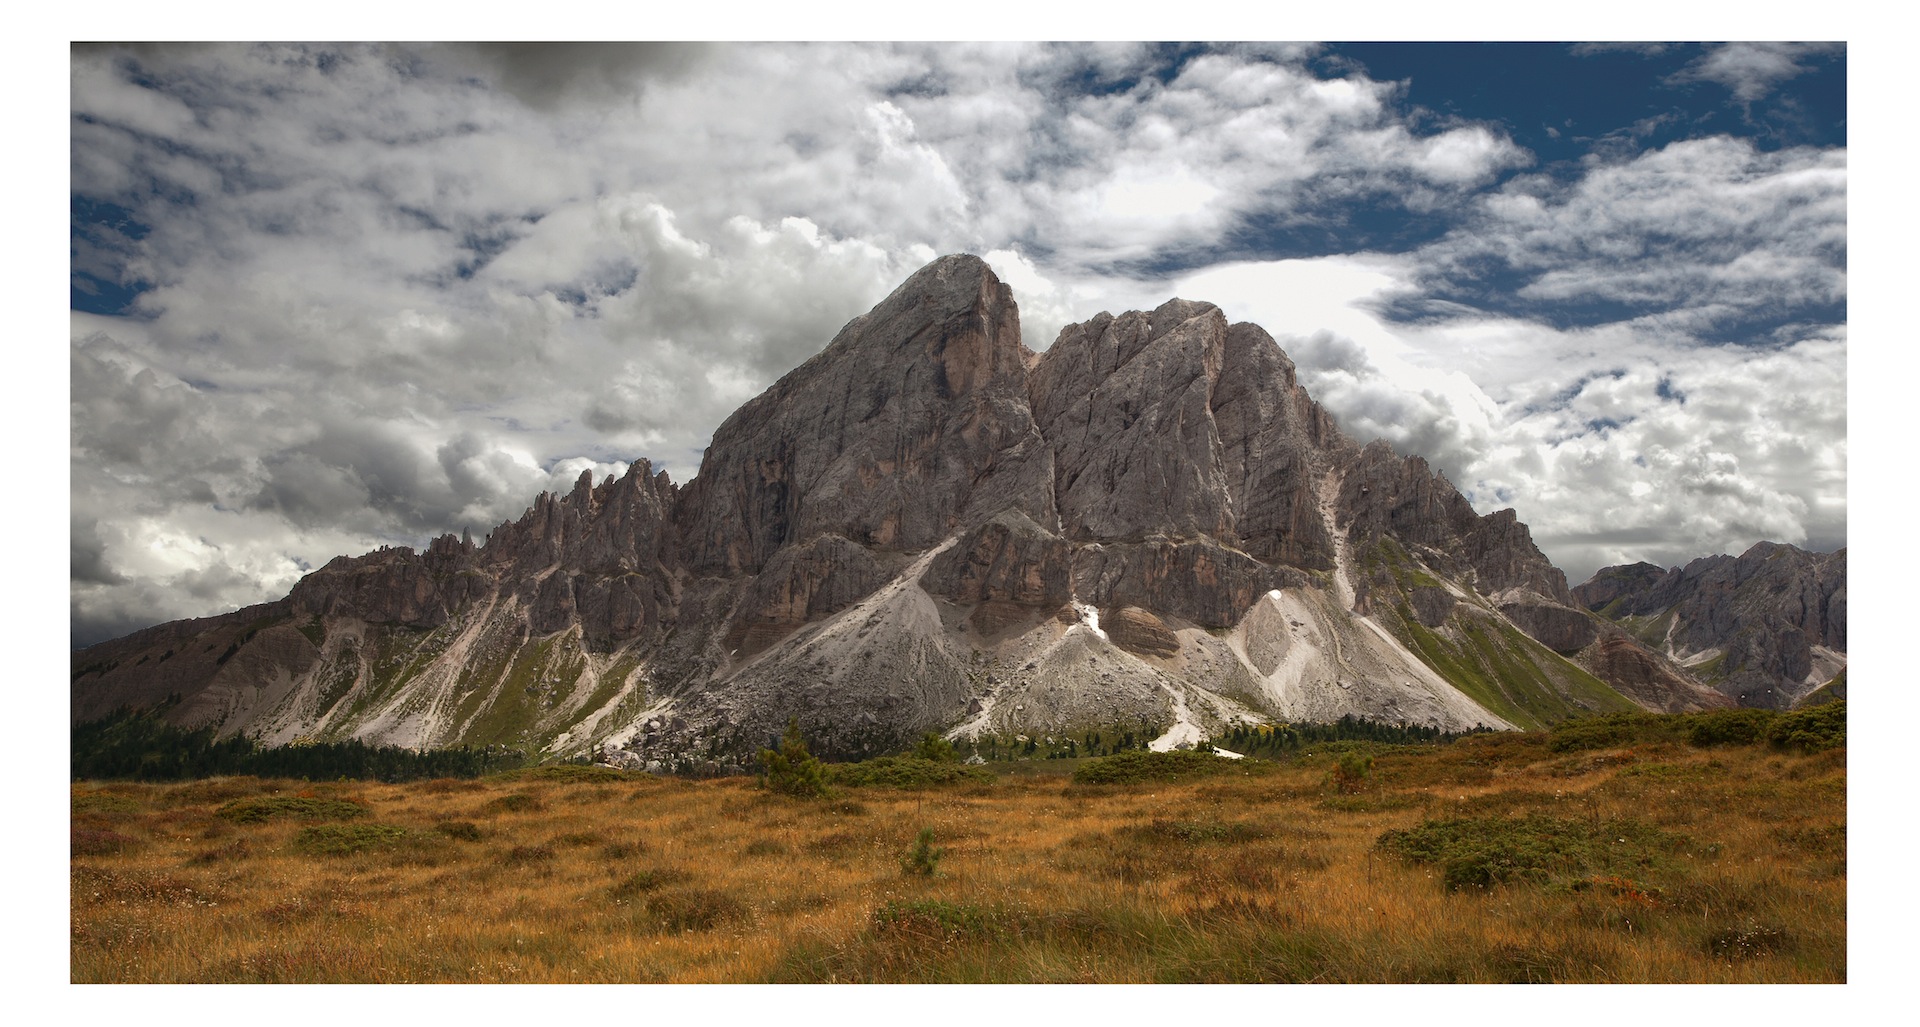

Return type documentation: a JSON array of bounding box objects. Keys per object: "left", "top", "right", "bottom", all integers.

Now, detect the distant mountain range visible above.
[
  {"left": 1573, "top": 543, "right": 1846, "bottom": 710},
  {"left": 72, "top": 255, "right": 1841, "bottom": 762}
]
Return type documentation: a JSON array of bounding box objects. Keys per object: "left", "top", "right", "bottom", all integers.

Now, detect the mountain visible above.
[
  {"left": 1573, "top": 543, "right": 1847, "bottom": 709},
  {"left": 71, "top": 254, "right": 1727, "bottom": 762}
]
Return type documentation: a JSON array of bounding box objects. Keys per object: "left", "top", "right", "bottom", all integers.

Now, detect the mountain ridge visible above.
[
  {"left": 74, "top": 254, "right": 1737, "bottom": 761},
  {"left": 1573, "top": 541, "right": 1847, "bottom": 709}
]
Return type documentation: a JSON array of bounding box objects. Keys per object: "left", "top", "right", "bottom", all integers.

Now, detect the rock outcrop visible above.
[
  {"left": 1574, "top": 543, "right": 1847, "bottom": 709},
  {"left": 74, "top": 253, "right": 1729, "bottom": 760}
]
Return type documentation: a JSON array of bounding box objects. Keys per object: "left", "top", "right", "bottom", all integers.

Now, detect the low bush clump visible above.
[
  {"left": 72, "top": 792, "right": 143, "bottom": 816},
  {"left": 502, "top": 844, "right": 555, "bottom": 867},
  {"left": 482, "top": 792, "right": 543, "bottom": 814},
  {"left": 216, "top": 796, "right": 368, "bottom": 823},
  {"left": 1683, "top": 708, "right": 1778, "bottom": 747},
  {"left": 293, "top": 823, "right": 411, "bottom": 856},
  {"left": 1138, "top": 817, "right": 1269, "bottom": 845},
  {"left": 871, "top": 898, "right": 1002, "bottom": 939},
  {"left": 1768, "top": 700, "right": 1845, "bottom": 752},
  {"left": 829, "top": 756, "right": 995, "bottom": 789},
  {"left": 434, "top": 820, "right": 483, "bottom": 841},
  {"left": 1547, "top": 713, "right": 1676, "bottom": 753},
  {"left": 1071, "top": 749, "right": 1236, "bottom": 785},
  {"left": 1376, "top": 813, "right": 1684, "bottom": 891}
]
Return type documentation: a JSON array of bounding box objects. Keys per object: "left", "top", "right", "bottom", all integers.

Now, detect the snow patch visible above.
[
  {"left": 945, "top": 692, "right": 1000, "bottom": 741},
  {"left": 1070, "top": 600, "right": 1109, "bottom": 641},
  {"left": 1149, "top": 682, "right": 1206, "bottom": 751}
]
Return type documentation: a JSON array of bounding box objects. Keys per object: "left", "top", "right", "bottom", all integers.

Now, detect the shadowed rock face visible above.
[
  {"left": 73, "top": 253, "right": 1720, "bottom": 759},
  {"left": 1574, "top": 543, "right": 1847, "bottom": 709}
]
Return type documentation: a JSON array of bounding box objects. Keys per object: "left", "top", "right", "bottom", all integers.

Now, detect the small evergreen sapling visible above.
[
  {"left": 760, "top": 718, "right": 830, "bottom": 798},
  {"left": 903, "top": 827, "right": 945, "bottom": 876}
]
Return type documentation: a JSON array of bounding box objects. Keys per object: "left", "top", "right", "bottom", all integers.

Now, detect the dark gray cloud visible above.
[{"left": 451, "top": 43, "right": 714, "bottom": 110}]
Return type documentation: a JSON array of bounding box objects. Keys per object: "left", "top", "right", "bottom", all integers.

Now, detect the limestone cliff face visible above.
[
  {"left": 675, "top": 255, "right": 1055, "bottom": 576},
  {"left": 1574, "top": 543, "right": 1847, "bottom": 709},
  {"left": 73, "top": 254, "right": 1721, "bottom": 759}
]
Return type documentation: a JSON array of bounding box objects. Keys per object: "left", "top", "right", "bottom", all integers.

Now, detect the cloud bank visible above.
[{"left": 70, "top": 42, "right": 1846, "bottom": 646}]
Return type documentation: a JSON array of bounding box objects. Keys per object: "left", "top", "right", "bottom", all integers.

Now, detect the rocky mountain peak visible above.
[
  {"left": 673, "top": 253, "right": 1052, "bottom": 578},
  {"left": 74, "top": 253, "right": 1736, "bottom": 760}
]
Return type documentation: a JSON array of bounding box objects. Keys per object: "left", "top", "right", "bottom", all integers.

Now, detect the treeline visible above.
[
  {"left": 71, "top": 706, "right": 528, "bottom": 782},
  {"left": 964, "top": 714, "right": 1480, "bottom": 762},
  {"left": 1213, "top": 715, "right": 1480, "bottom": 758}
]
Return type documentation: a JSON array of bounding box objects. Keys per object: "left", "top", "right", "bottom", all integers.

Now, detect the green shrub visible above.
[
  {"left": 293, "top": 823, "right": 410, "bottom": 856},
  {"left": 902, "top": 827, "right": 945, "bottom": 876},
  {"left": 434, "top": 820, "right": 482, "bottom": 841},
  {"left": 72, "top": 792, "right": 143, "bottom": 816},
  {"left": 1138, "top": 818, "right": 1269, "bottom": 844},
  {"left": 1376, "top": 814, "right": 1683, "bottom": 891},
  {"left": 1769, "top": 700, "right": 1845, "bottom": 752},
  {"left": 910, "top": 733, "right": 957, "bottom": 762},
  {"left": 1683, "top": 708, "right": 1779, "bottom": 747},
  {"left": 1546, "top": 712, "right": 1675, "bottom": 752},
  {"left": 482, "top": 792, "right": 543, "bottom": 814},
  {"left": 1071, "top": 749, "right": 1236, "bottom": 785},
  {"left": 216, "top": 796, "right": 368, "bottom": 823},
  {"left": 760, "top": 718, "right": 830, "bottom": 798},
  {"left": 828, "top": 756, "right": 995, "bottom": 789},
  {"left": 872, "top": 898, "right": 1000, "bottom": 938},
  {"left": 1330, "top": 752, "right": 1374, "bottom": 792}
]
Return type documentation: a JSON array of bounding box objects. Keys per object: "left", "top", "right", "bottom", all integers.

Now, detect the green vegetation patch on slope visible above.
[
  {"left": 536, "top": 648, "right": 647, "bottom": 750},
  {"left": 1361, "top": 536, "right": 1447, "bottom": 591},
  {"left": 335, "top": 625, "right": 441, "bottom": 723},
  {"left": 454, "top": 630, "right": 595, "bottom": 748},
  {"left": 1392, "top": 606, "right": 1636, "bottom": 731}
]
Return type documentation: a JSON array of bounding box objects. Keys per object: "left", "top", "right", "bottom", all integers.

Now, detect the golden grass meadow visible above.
[{"left": 68, "top": 707, "right": 1845, "bottom": 985}]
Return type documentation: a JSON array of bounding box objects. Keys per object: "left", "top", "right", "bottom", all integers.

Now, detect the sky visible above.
[{"left": 68, "top": 40, "right": 1849, "bottom": 648}]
